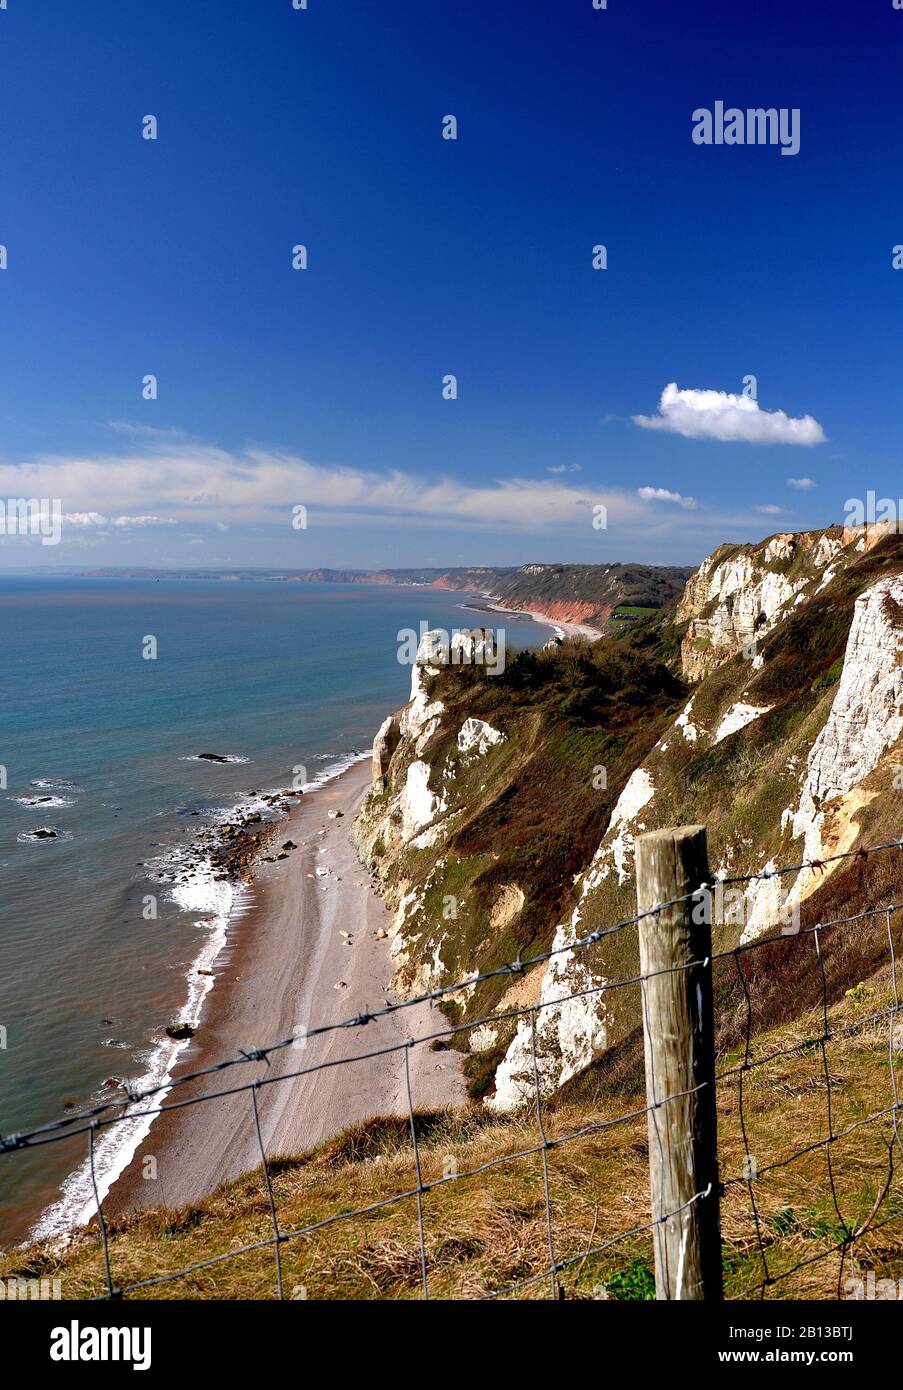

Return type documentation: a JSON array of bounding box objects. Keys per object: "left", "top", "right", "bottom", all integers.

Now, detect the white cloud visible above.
[
  {"left": 546, "top": 463, "right": 582, "bottom": 474},
  {"left": 787, "top": 476, "right": 816, "bottom": 489},
  {"left": 755, "top": 504, "right": 785, "bottom": 515},
  {"left": 634, "top": 383, "right": 826, "bottom": 446},
  {"left": 637, "top": 485, "right": 697, "bottom": 509},
  {"left": 64, "top": 512, "right": 108, "bottom": 527}
]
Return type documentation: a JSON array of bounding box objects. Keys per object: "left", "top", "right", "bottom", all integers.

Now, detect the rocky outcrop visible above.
[
  {"left": 489, "top": 883, "right": 524, "bottom": 930},
  {"left": 797, "top": 578, "right": 903, "bottom": 814},
  {"left": 604, "top": 768, "right": 656, "bottom": 884},
  {"left": 713, "top": 701, "right": 773, "bottom": 744},
  {"left": 782, "top": 576, "right": 903, "bottom": 904},
  {"left": 678, "top": 530, "right": 849, "bottom": 681},
  {"left": 457, "top": 718, "right": 506, "bottom": 758},
  {"left": 397, "top": 628, "right": 502, "bottom": 756},
  {"left": 400, "top": 761, "right": 448, "bottom": 844},
  {"left": 355, "top": 630, "right": 510, "bottom": 876},
  {"left": 488, "top": 912, "right": 609, "bottom": 1110},
  {"left": 372, "top": 713, "right": 401, "bottom": 788},
  {"left": 400, "top": 648, "right": 445, "bottom": 751}
]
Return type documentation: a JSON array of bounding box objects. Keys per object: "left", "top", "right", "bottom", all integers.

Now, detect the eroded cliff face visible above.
[
  {"left": 354, "top": 629, "right": 519, "bottom": 994},
  {"left": 677, "top": 529, "right": 855, "bottom": 681},
  {"left": 355, "top": 530, "right": 903, "bottom": 1110},
  {"left": 489, "top": 597, "right": 608, "bottom": 628},
  {"left": 777, "top": 574, "right": 903, "bottom": 923}
]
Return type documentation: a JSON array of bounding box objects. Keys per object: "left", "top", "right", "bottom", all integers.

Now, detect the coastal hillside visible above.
[
  {"left": 8, "top": 525, "right": 903, "bottom": 1301},
  {"left": 269, "top": 563, "right": 694, "bottom": 634},
  {"left": 380, "top": 563, "right": 695, "bottom": 633},
  {"left": 354, "top": 525, "right": 903, "bottom": 1109}
]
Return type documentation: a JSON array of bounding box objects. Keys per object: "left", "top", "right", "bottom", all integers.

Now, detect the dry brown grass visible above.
[{"left": 4, "top": 971, "right": 902, "bottom": 1301}]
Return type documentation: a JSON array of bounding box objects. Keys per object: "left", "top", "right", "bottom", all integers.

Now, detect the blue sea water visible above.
[{"left": 0, "top": 576, "right": 546, "bottom": 1242}]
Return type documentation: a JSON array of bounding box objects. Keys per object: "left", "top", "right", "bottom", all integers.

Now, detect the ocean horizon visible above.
[{"left": 0, "top": 575, "right": 546, "bottom": 1244}]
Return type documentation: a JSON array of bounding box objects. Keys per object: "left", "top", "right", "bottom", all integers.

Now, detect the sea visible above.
[{"left": 0, "top": 575, "right": 547, "bottom": 1245}]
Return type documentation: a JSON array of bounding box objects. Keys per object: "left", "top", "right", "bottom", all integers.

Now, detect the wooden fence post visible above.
[{"left": 634, "top": 824, "right": 722, "bottom": 1300}]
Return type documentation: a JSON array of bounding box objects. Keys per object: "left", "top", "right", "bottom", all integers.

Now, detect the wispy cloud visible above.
[
  {"left": 105, "top": 421, "right": 190, "bottom": 442},
  {"left": 634, "top": 383, "right": 826, "bottom": 446},
  {"left": 546, "top": 463, "right": 582, "bottom": 474},
  {"left": 787, "top": 476, "right": 817, "bottom": 489},
  {"left": 0, "top": 442, "right": 652, "bottom": 534},
  {"left": 0, "top": 436, "right": 815, "bottom": 565},
  {"left": 65, "top": 512, "right": 176, "bottom": 528},
  {"left": 754, "top": 503, "right": 785, "bottom": 515}
]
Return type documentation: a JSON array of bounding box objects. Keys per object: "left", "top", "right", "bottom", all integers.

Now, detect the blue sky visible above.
[{"left": 0, "top": 0, "right": 900, "bottom": 569}]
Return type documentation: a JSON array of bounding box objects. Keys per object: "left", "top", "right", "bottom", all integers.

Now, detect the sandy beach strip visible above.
[
  {"left": 105, "top": 759, "right": 465, "bottom": 1220},
  {"left": 517, "top": 607, "right": 603, "bottom": 642},
  {"left": 467, "top": 598, "right": 603, "bottom": 643}
]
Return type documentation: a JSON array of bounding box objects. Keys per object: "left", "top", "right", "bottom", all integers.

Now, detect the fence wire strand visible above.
[{"left": 3, "top": 835, "right": 903, "bottom": 1300}]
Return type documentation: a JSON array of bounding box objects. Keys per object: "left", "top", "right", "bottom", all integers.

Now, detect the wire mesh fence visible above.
[{"left": 3, "top": 832, "right": 903, "bottom": 1301}]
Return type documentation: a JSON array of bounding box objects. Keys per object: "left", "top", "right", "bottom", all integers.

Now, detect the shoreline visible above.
[
  {"left": 98, "top": 758, "right": 464, "bottom": 1224},
  {"left": 22, "top": 590, "right": 564, "bottom": 1243},
  {"left": 468, "top": 595, "right": 604, "bottom": 643},
  {"left": 29, "top": 764, "right": 347, "bottom": 1243}
]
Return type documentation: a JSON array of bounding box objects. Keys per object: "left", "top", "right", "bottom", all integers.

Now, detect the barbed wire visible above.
[
  {"left": 1, "top": 833, "right": 902, "bottom": 1300},
  {"left": 4, "top": 834, "right": 902, "bottom": 1156}
]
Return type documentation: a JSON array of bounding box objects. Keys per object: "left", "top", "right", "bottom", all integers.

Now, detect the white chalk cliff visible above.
[{"left": 356, "top": 532, "right": 903, "bottom": 1111}]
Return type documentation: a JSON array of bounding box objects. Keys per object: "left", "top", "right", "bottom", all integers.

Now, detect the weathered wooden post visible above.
[{"left": 634, "top": 825, "right": 722, "bottom": 1300}]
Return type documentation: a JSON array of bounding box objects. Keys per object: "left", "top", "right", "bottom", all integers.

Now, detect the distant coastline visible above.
[{"left": 2, "top": 564, "right": 689, "bottom": 642}]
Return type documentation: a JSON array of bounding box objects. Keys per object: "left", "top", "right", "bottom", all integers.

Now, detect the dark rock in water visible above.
[
  {"left": 103, "top": 1076, "right": 124, "bottom": 1089},
  {"left": 282, "top": 840, "right": 297, "bottom": 851},
  {"left": 165, "top": 1020, "right": 195, "bottom": 1040},
  {"left": 31, "top": 828, "right": 58, "bottom": 840},
  {"left": 101, "top": 1018, "right": 114, "bottom": 1026},
  {"left": 196, "top": 753, "right": 229, "bottom": 763}
]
